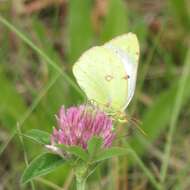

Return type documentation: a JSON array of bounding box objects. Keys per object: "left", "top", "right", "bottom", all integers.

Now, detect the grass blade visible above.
[
  {"left": 126, "top": 143, "right": 162, "bottom": 190},
  {"left": 0, "top": 74, "right": 59, "bottom": 155},
  {"left": 160, "top": 48, "right": 190, "bottom": 183},
  {"left": 17, "top": 123, "right": 36, "bottom": 190},
  {"left": 67, "top": 0, "right": 94, "bottom": 62},
  {"left": 0, "top": 15, "right": 82, "bottom": 96},
  {"left": 100, "top": 0, "right": 128, "bottom": 41}
]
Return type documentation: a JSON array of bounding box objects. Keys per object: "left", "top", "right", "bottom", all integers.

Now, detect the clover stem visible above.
[
  {"left": 76, "top": 176, "right": 86, "bottom": 190},
  {"left": 75, "top": 164, "right": 88, "bottom": 190}
]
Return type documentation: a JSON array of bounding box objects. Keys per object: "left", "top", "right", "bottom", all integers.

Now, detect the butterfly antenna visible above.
[
  {"left": 130, "top": 117, "right": 142, "bottom": 126},
  {"left": 113, "top": 131, "right": 132, "bottom": 143},
  {"left": 128, "top": 117, "right": 147, "bottom": 137}
]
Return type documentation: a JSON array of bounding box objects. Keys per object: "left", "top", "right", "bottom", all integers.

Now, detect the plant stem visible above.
[
  {"left": 74, "top": 164, "right": 88, "bottom": 190},
  {"left": 76, "top": 176, "right": 86, "bottom": 190}
]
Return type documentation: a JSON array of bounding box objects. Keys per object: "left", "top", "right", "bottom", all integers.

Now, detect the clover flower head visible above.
[{"left": 51, "top": 105, "right": 115, "bottom": 149}]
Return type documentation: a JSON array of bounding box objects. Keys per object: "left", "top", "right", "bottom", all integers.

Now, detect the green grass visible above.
[
  {"left": 0, "top": 0, "right": 190, "bottom": 189},
  {"left": 160, "top": 48, "right": 190, "bottom": 185}
]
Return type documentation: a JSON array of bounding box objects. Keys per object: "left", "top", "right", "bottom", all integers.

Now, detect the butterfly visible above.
[{"left": 73, "top": 32, "right": 139, "bottom": 121}]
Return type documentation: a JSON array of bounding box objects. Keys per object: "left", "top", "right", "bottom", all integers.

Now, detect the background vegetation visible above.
[{"left": 0, "top": 0, "right": 190, "bottom": 189}]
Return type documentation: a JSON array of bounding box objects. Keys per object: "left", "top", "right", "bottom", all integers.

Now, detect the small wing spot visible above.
[
  {"left": 123, "top": 75, "right": 130, "bottom": 80},
  {"left": 105, "top": 75, "right": 114, "bottom": 82}
]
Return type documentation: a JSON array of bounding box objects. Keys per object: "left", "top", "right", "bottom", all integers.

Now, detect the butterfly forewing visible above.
[
  {"left": 73, "top": 32, "right": 140, "bottom": 113},
  {"left": 73, "top": 46, "right": 128, "bottom": 112}
]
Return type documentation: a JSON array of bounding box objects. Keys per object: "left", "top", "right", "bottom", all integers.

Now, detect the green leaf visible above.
[
  {"left": 100, "top": 0, "right": 128, "bottom": 42},
  {"left": 21, "top": 153, "right": 65, "bottom": 184},
  {"left": 169, "top": 0, "right": 190, "bottom": 31},
  {"left": 24, "top": 129, "right": 50, "bottom": 145},
  {"left": 94, "top": 147, "right": 128, "bottom": 162},
  {"left": 0, "top": 66, "right": 29, "bottom": 130},
  {"left": 67, "top": 146, "right": 88, "bottom": 161},
  {"left": 67, "top": 0, "right": 94, "bottom": 62},
  {"left": 87, "top": 136, "right": 103, "bottom": 155},
  {"left": 57, "top": 144, "right": 88, "bottom": 161}
]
